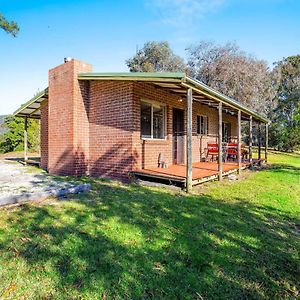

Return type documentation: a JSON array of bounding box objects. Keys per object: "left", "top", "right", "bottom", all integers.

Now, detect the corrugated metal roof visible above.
[
  {"left": 185, "top": 77, "right": 269, "bottom": 123},
  {"left": 13, "top": 88, "right": 48, "bottom": 119},
  {"left": 78, "top": 72, "right": 269, "bottom": 123},
  {"left": 78, "top": 72, "right": 185, "bottom": 79},
  {"left": 13, "top": 73, "right": 269, "bottom": 123}
]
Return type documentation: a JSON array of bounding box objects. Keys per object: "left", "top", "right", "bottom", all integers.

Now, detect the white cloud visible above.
[{"left": 146, "top": 0, "right": 226, "bottom": 27}]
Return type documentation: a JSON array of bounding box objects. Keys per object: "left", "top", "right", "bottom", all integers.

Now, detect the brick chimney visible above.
[{"left": 47, "top": 59, "right": 93, "bottom": 175}]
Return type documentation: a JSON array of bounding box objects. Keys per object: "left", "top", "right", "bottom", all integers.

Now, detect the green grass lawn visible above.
[{"left": 0, "top": 152, "right": 299, "bottom": 299}]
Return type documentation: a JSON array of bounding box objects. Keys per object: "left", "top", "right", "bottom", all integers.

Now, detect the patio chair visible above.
[
  {"left": 227, "top": 143, "right": 238, "bottom": 161},
  {"left": 206, "top": 143, "right": 219, "bottom": 161}
]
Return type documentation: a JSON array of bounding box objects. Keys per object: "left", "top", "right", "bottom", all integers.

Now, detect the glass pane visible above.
[
  {"left": 200, "top": 116, "right": 205, "bottom": 134},
  {"left": 222, "top": 122, "right": 230, "bottom": 142},
  {"left": 197, "top": 116, "right": 200, "bottom": 134},
  {"left": 227, "top": 123, "right": 231, "bottom": 141},
  {"left": 141, "top": 102, "right": 151, "bottom": 138},
  {"left": 153, "top": 105, "right": 164, "bottom": 139}
]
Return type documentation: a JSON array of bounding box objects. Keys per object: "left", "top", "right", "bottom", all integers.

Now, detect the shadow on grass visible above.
[
  {"left": 267, "top": 163, "right": 300, "bottom": 172},
  {"left": 4, "top": 156, "right": 40, "bottom": 167},
  {"left": 0, "top": 178, "right": 299, "bottom": 299},
  {"left": 269, "top": 150, "right": 300, "bottom": 159}
]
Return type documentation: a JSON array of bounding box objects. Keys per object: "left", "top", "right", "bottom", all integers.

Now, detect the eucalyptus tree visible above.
[
  {"left": 187, "top": 41, "right": 276, "bottom": 115},
  {"left": 126, "top": 41, "right": 187, "bottom": 72},
  {"left": 269, "top": 55, "right": 300, "bottom": 151},
  {"left": 0, "top": 13, "right": 19, "bottom": 37}
]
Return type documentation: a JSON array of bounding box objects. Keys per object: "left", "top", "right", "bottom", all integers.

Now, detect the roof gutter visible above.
[{"left": 78, "top": 72, "right": 185, "bottom": 83}]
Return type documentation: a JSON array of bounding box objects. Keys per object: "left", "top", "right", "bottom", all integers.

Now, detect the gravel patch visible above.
[{"left": 0, "top": 160, "right": 90, "bottom": 207}]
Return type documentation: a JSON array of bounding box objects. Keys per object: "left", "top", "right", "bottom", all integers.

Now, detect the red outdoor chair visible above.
[
  {"left": 207, "top": 143, "right": 219, "bottom": 161},
  {"left": 227, "top": 143, "right": 238, "bottom": 161}
]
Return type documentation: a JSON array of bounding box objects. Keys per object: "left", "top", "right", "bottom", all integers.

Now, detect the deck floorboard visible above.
[{"left": 133, "top": 161, "right": 250, "bottom": 184}]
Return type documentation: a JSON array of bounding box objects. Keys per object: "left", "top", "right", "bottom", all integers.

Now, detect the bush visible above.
[{"left": 0, "top": 116, "right": 40, "bottom": 153}]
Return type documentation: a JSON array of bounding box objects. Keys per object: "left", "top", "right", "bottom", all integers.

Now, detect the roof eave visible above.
[
  {"left": 77, "top": 72, "right": 269, "bottom": 123},
  {"left": 13, "top": 88, "right": 48, "bottom": 118},
  {"left": 185, "top": 76, "right": 269, "bottom": 124},
  {"left": 78, "top": 72, "right": 185, "bottom": 82}
]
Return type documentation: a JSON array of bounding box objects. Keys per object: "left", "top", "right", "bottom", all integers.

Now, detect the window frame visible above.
[
  {"left": 222, "top": 121, "right": 231, "bottom": 142},
  {"left": 140, "top": 99, "right": 167, "bottom": 140},
  {"left": 197, "top": 115, "right": 208, "bottom": 135}
]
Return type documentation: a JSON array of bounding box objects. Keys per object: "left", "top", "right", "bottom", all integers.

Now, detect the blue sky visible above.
[{"left": 0, "top": 0, "right": 299, "bottom": 115}]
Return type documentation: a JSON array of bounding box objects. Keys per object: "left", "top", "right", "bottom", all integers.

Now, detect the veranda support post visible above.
[
  {"left": 265, "top": 123, "right": 269, "bottom": 163},
  {"left": 218, "top": 102, "right": 223, "bottom": 181},
  {"left": 258, "top": 122, "right": 262, "bottom": 165},
  {"left": 249, "top": 115, "right": 253, "bottom": 165},
  {"left": 237, "top": 110, "right": 241, "bottom": 174},
  {"left": 186, "top": 88, "right": 193, "bottom": 193},
  {"left": 24, "top": 116, "right": 28, "bottom": 165}
]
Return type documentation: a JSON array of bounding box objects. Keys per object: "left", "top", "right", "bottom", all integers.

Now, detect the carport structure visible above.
[{"left": 13, "top": 88, "right": 48, "bottom": 163}]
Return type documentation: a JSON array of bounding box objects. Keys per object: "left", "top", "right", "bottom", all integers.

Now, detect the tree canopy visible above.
[
  {"left": 126, "top": 40, "right": 300, "bottom": 152},
  {"left": 187, "top": 41, "right": 276, "bottom": 115},
  {"left": 126, "top": 41, "right": 187, "bottom": 72},
  {"left": 0, "top": 116, "right": 39, "bottom": 153},
  {"left": 269, "top": 55, "right": 300, "bottom": 151},
  {"left": 0, "top": 13, "right": 19, "bottom": 37}
]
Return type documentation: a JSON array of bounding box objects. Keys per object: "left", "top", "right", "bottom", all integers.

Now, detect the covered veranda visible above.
[
  {"left": 88, "top": 73, "right": 272, "bottom": 192},
  {"left": 13, "top": 88, "right": 48, "bottom": 164}
]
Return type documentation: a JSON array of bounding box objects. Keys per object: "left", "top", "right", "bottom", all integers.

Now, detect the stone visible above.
[{"left": 228, "top": 174, "right": 238, "bottom": 181}]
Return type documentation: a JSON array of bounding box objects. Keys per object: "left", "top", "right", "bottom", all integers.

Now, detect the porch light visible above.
[{"left": 178, "top": 98, "right": 183, "bottom": 102}]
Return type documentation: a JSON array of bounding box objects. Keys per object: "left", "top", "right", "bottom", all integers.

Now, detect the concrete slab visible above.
[{"left": 0, "top": 159, "right": 90, "bottom": 207}]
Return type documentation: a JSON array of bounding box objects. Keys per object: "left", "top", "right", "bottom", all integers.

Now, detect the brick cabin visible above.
[{"left": 14, "top": 59, "right": 269, "bottom": 185}]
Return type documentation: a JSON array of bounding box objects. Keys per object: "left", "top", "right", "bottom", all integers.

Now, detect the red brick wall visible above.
[
  {"left": 42, "top": 59, "right": 238, "bottom": 179},
  {"left": 47, "top": 59, "right": 92, "bottom": 175},
  {"left": 73, "top": 77, "right": 91, "bottom": 176},
  {"left": 87, "top": 80, "right": 238, "bottom": 176},
  {"left": 88, "top": 81, "right": 135, "bottom": 179},
  {"left": 131, "top": 82, "right": 238, "bottom": 169},
  {"left": 132, "top": 82, "right": 183, "bottom": 169},
  {"left": 40, "top": 100, "right": 48, "bottom": 170}
]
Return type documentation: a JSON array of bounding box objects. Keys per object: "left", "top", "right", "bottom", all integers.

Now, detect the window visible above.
[
  {"left": 197, "top": 115, "right": 208, "bottom": 135},
  {"left": 222, "top": 122, "right": 231, "bottom": 142},
  {"left": 141, "top": 101, "right": 165, "bottom": 139}
]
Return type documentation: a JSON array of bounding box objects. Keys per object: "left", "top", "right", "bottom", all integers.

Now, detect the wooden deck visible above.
[{"left": 133, "top": 161, "right": 250, "bottom": 186}]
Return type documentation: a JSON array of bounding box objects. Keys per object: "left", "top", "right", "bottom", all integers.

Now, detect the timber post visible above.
[
  {"left": 218, "top": 102, "right": 223, "bottom": 181},
  {"left": 249, "top": 115, "right": 253, "bottom": 165},
  {"left": 24, "top": 116, "right": 28, "bottom": 165},
  {"left": 237, "top": 110, "right": 241, "bottom": 174},
  {"left": 186, "top": 88, "right": 193, "bottom": 193},
  {"left": 265, "top": 123, "right": 269, "bottom": 163},
  {"left": 258, "top": 122, "right": 262, "bottom": 165}
]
